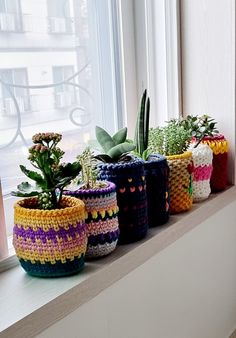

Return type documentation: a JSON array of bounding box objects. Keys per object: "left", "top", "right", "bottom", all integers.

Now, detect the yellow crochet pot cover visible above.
[
  {"left": 13, "top": 196, "right": 87, "bottom": 277},
  {"left": 167, "top": 151, "right": 193, "bottom": 214}
]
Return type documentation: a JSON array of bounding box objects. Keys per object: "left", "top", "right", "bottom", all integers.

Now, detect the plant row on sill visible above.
[{"left": 10, "top": 90, "right": 229, "bottom": 278}]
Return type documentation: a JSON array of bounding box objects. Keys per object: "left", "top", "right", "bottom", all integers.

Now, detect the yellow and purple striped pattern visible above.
[{"left": 13, "top": 196, "right": 87, "bottom": 277}]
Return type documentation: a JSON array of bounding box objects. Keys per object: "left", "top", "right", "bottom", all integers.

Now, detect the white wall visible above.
[
  {"left": 37, "top": 199, "right": 236, "bottom": 338},
  {"left": 180, "top": 0, "right": 235, "bottom": 183}
]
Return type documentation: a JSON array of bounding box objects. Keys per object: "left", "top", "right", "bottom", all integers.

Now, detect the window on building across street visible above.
[
  {"left": 52, "top": 66, "right": 77, "bottom": 108},
  {"left": 0, "top": 68, "right": 30, "bottom": 115},
  {"left": 0, "top": 0, "right": 22, "bottom": 32}
]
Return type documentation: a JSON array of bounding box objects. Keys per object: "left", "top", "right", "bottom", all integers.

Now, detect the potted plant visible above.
[
  {"left": 187, "top": 114, "right": 228, "bottom": 192},
  {"left": 180, "top": 115, "right": 215, "bottom": 201},
  {"left": 148, "top": 121, "right": 193, "bottom": 214},
  {"left": 11, "top": 132, "right": 87, "bottom": 277},
  {"left": 95, "top": 126, "right": 148, "bottom": 244},
  {"left": 133, "top": 89, "right": 169, "bottom": 226},
  {"left": 65, "top": 147, "right": 120, "bottom": 258}
]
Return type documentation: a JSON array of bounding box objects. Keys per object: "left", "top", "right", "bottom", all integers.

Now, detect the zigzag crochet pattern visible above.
[
  {"left": 65, "top": 182, "right": 119, "bottom": 258},
  {"left": 190, "top": 143, "right": 213, "bottom": 202},
  {"left": 13, "top": 196, "right": 87, "bottom": 277}
]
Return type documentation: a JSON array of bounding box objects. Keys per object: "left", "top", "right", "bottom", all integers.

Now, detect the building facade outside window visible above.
[{"left": 0, "top": 0, "right": 22, "bottom": 32}]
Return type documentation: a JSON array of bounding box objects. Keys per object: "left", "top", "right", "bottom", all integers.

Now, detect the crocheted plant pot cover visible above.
[
  {"left": 97, "top": 160, "right": 148, "bottom": 244},
  {"left": 13, "top": 196, "right": 87, "bottom": 277},
  {"left": 167, "top": 151, "right": 193, "bottom": 214},
  {"left": 189, "top": 143, "right": 213, "bottom": 202},
  {"left": 144, "top": 154, "right": 170, "bottom": 227},
  {"left": 201, "top": 134, "right": 228, "bottom": 192},
  {"left": 65, "top": 181, "right": 119, "bottom": 258}
]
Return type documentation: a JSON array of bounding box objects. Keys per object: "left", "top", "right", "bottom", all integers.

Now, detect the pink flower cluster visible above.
[{"left": 32, "top": 132, "right": 62, "bottom": 144}]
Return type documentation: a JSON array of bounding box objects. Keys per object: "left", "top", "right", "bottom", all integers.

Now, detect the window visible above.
[
  {"left": 0, "top": 68, "right": 30, "bottom": 115},
  {"left": 0, "top": 0, "right": 124, "bottom": 262},
  {"left": 47, "top": 0, "right": 73, "bottom": 34},
  {"left": 0, "top": 0, "right": 22, "bottom": 32},
  {"left": 52, "top": 66, "right": 77, "bottom": 108}
]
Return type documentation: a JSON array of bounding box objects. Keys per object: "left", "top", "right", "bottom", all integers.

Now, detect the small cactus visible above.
[{"left": 95, "top": 126, "right": 136, "bottom": 162}]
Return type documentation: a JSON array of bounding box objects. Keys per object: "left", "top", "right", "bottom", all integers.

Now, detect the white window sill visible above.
[{"left": 0, "top": 186, "right": 235, "bottom": 338}]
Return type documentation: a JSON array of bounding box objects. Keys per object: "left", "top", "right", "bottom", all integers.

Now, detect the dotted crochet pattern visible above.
[
  {"left": 189, "top": 143, "right": 213, "bottom": 202},
  {"left": 144, "top": 154, "right": 170, "bottom": 227},
  {"left": 201, "top": 134, "right": 228, "bottom": 191},
  {"left": 65, "top": 181, "right": 119, "bottom": 258},
  {"left": 167, "top": 151, "right": 193, "bottom": 214},
  {"left": 13, "top": 196, "right": 87, "bottom": 277},
  {"left": 97, "top": 160, "right": 148, "bottom": 244}
]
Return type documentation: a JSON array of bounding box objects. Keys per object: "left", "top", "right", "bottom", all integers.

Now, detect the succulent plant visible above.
[
  {"left": 179, "top": 114, "right": 219, "bottom": 148},
  {"left": 133, "top": 89, "right": 150, "bottom": 160},
  {"left": 11, "top": 132, "right": 81, "bottom": 209},
  {"left": 148, "top": 121, "right": 192, "bottom": 156},
  {"left": 76, "top": 147, "right": 106, "bottom": 189},
  {"left": 95, "top": 126, "right": 136, "bottom": 162}
]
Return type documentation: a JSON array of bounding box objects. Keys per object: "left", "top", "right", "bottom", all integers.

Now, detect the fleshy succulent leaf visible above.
[
  {"left": 11, "top": 181, "right": 41, "bottom": 197},
  {"left": 94, "top": 154, "right": 113, "bottom": 163},
  {"left": 112, "top": 127, "right": 127, "bottom": 145},
  {"left": 107, "top": 142, "right": 136, "bottom": 160},
  {"left": 95, "top": 126, "right": 115, "bottom": 152},
  {"left": 19, "top": 165, "right": 45, "bottom": 187}
]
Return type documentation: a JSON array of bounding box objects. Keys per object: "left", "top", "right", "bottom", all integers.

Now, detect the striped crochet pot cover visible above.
[
  {"left": 201, "top": 134, "right": 228, "bottom": 191},
  {"left": 144, "top": 154, "right": 170, "bottom": 227},
  {"left": 189, "top": 143, "right": 213, "bottom": 202},
  {"left": 97, "top": 160, "right": 148, "bottom": 244},
  {"left": 167, "top": 151, "right": 194, "bottom": 214},
  {"left": 13, "top": 196, "right": 87, "bottom": 277},
  {"left": 65, "top": 181, "right": 119, "bottom": 258}
]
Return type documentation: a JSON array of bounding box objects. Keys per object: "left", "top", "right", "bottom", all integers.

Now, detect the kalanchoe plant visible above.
[
  {"left": 95, "top": 126, "right": 136, "bottom": 163},
  {"left": 133, "top": 89, "right": 151, "bottom": 160},
  {"left": 76, "top": 147, "right": 106, "bottom": 189},
  {"left": 179, "top": 114, "right": 219, "bottom": 148},
  {"left": 11, "top": 132, "right": 81, "bottom": 209},
  {"left": 148, "top": 120, "right": 192, "bottom": 156}
]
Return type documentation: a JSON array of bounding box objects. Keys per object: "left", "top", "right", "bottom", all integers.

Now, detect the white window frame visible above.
[{"left": 0, "top": 0, "right": 182, "bottom": 267}]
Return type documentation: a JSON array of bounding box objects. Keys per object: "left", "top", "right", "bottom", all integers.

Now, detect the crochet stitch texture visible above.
[
  {"left": 13, "top": 196, "right": 87, "bottom": 277},
  {"left": 66, "top": 181, "right": 119, "bottom": 258},
  {"left": 167, "top": 151, "right": 193, "bottom": 214}
]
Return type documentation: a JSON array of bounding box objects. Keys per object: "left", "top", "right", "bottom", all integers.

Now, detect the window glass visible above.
[{"left": 0, "top": 0, "right": 120, "bottom": 243}]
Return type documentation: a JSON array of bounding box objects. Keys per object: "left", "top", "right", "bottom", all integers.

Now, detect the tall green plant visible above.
[
  {"left": 95, "top": 126, "right": 136, "bottom": 162},
  {"left": 134, "top": 89, "right": 150, "bottom": 160},
  {"left": 11, "top": 133, "right": 81, "bottom": 209}
]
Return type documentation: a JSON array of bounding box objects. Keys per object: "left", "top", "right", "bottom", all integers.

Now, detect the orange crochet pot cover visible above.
[{"left": 167, "top": 152, "right": 193, "bottom": 214}]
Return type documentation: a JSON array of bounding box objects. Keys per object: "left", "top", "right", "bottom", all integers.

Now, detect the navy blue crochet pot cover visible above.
[
  {"left": 144, "top": 154, "right": 170, "bottom": 227},
  {"left": 97, "top": 160, "right": 148, "bottom": 244}
]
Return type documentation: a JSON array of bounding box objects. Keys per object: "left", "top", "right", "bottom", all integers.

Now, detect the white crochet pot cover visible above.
[{"left": 189, "top": 143, "right": 213, "bottom": 202}]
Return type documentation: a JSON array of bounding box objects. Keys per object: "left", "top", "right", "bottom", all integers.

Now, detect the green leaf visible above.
[
  {"left": 95, "top": 126, "right": 115, "bottom": 153},
  {"left": 19, "top": 165, "right": 45, "bottom": 186},
  {"left": 11, "top": 181, "right": 41, "bottom": 197},
  {"left": 57, "top": 162, "right": 81, "bottom": 179},
  {"left": 107, "top": 142, "right": 136, "bottom": 160},
  {"left": 94, "top": 154, "right": 113, "bottom": 163},
  {"left": 112, "top": 127, "right": 127, "bottom": 145}
]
